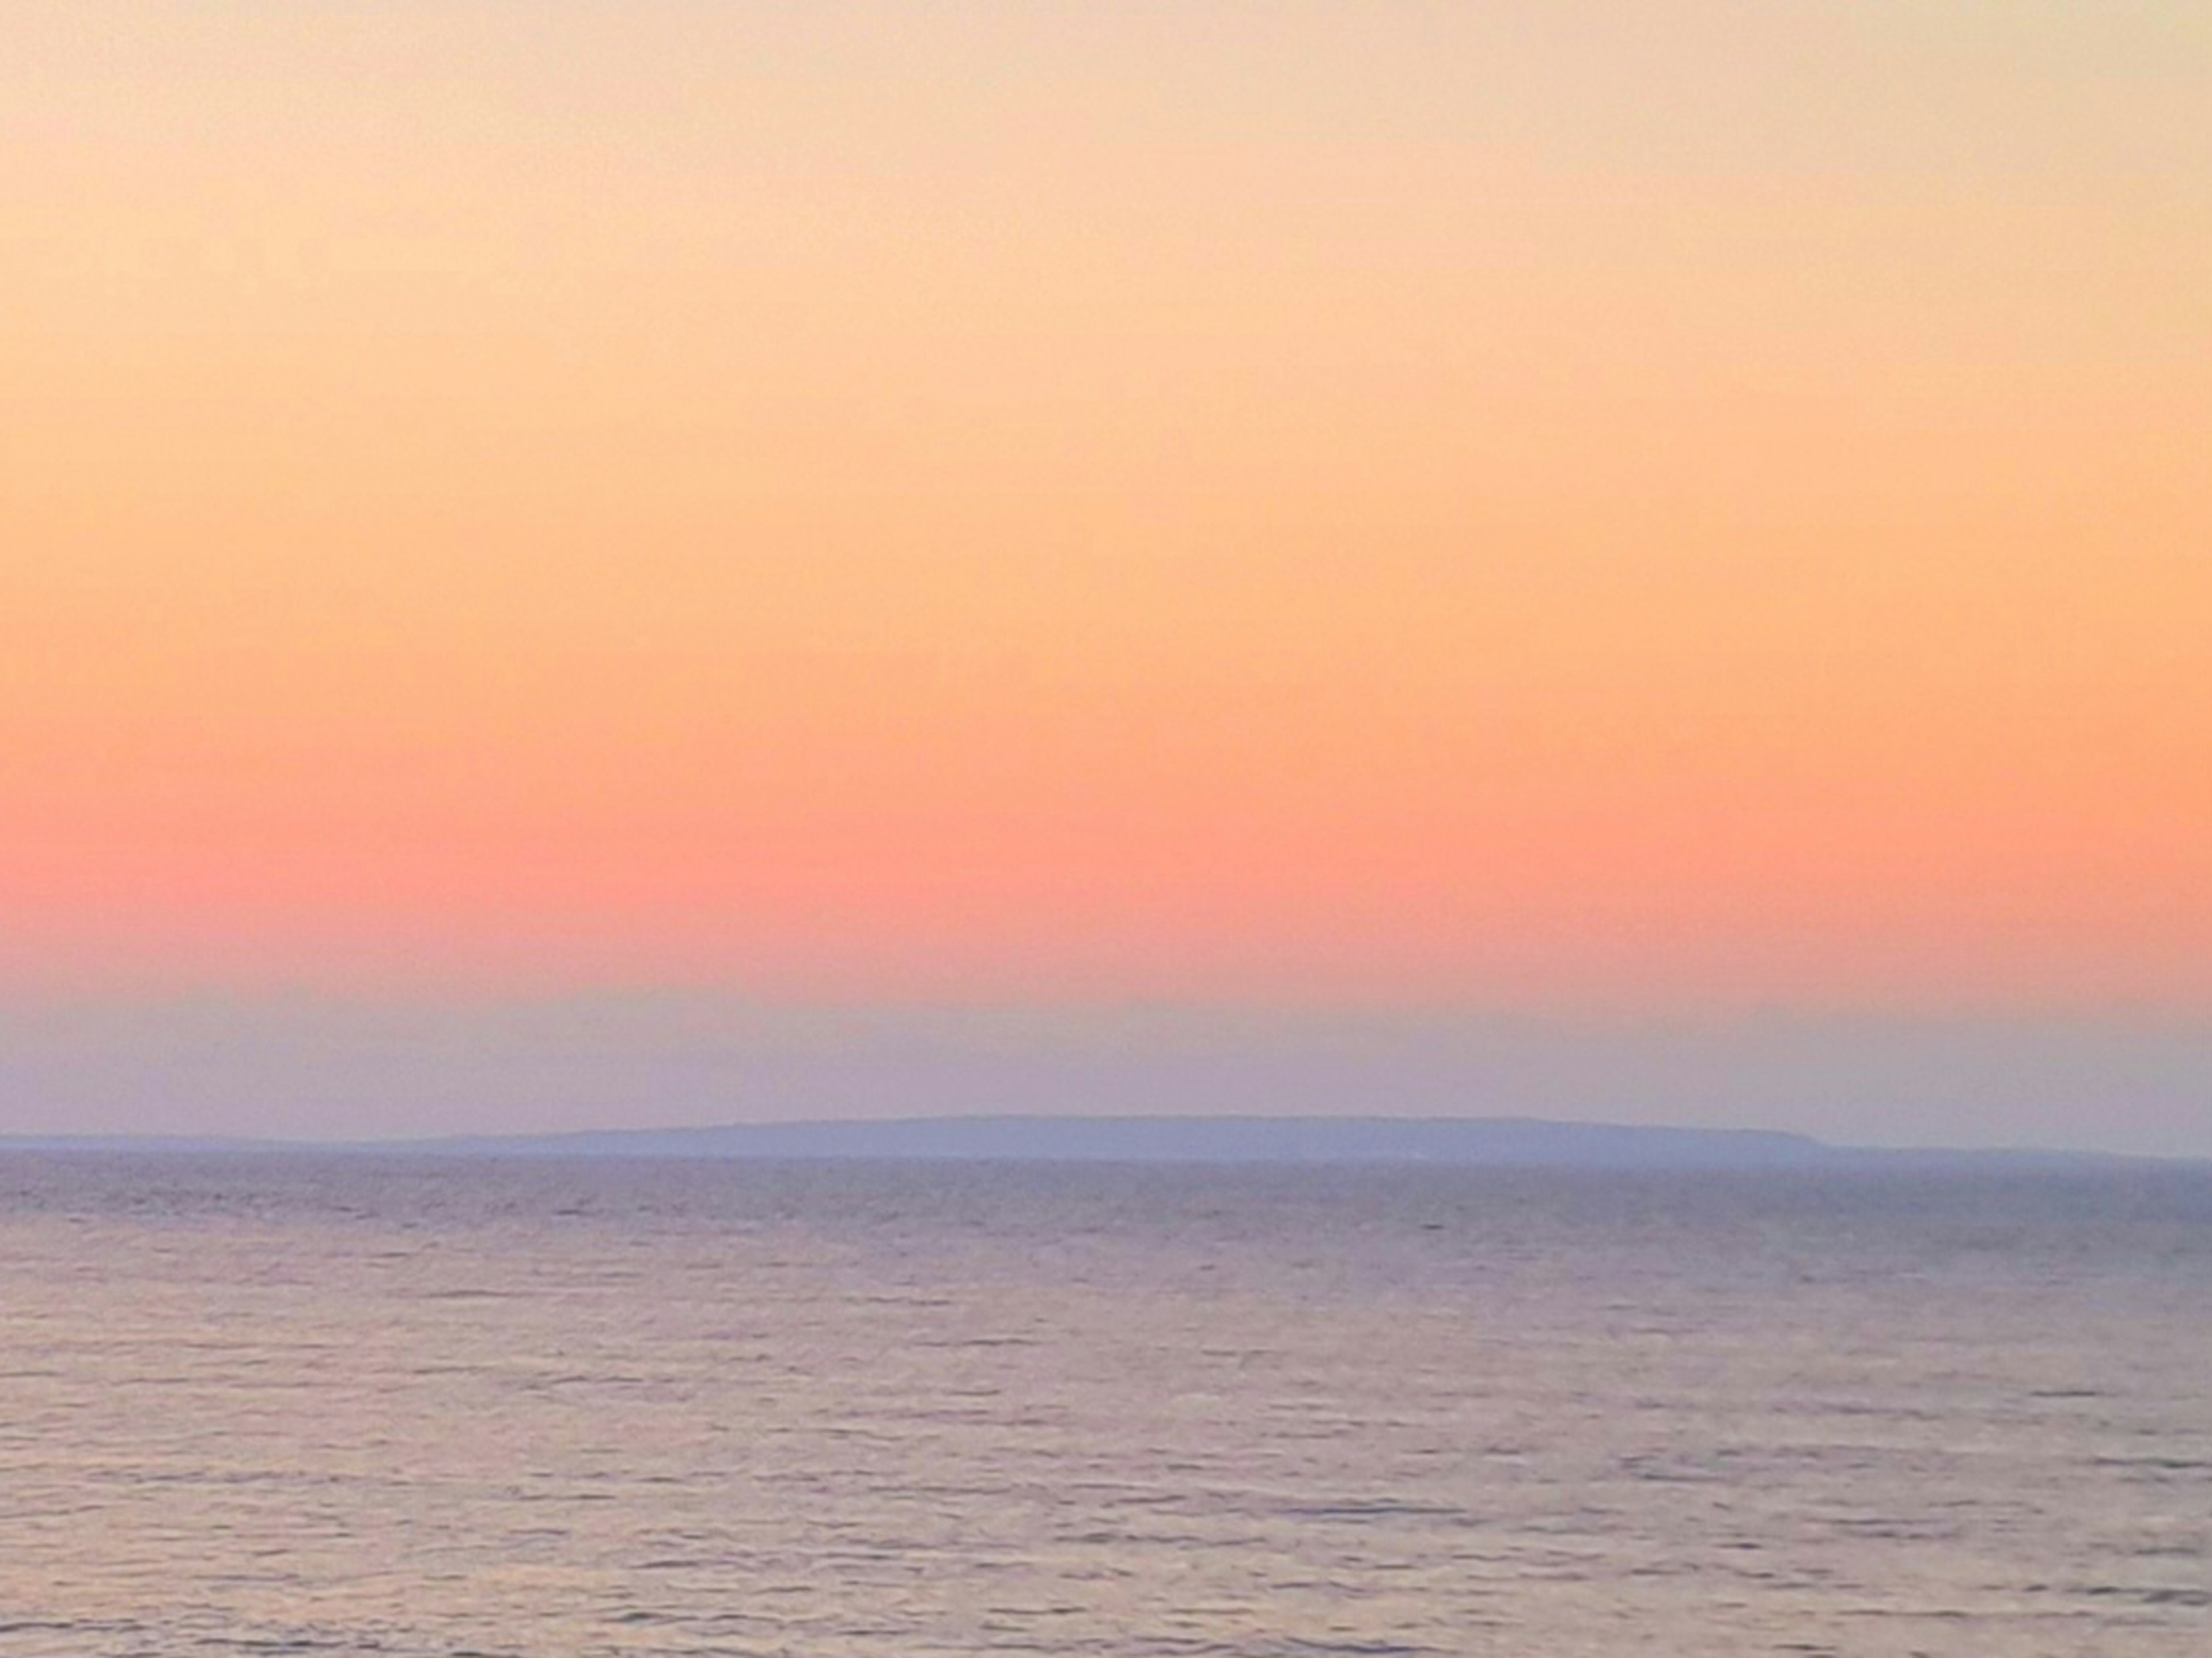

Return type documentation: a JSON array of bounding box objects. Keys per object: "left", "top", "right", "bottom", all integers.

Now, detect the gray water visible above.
[{"left": 2, "top": 1155, "right": 2208, "bottom": 1657}]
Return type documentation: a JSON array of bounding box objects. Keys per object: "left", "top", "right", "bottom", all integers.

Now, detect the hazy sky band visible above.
[
  {"left": 4, "top": 6, "right": 2207, "bottom": 1025},
  {"left": 5, "top": 995, "right": 2209, "bottom": 1158}
]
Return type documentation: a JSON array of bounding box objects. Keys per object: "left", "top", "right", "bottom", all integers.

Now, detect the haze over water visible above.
[{"left": 3, "top": 1154, "right": 2207, "bottom": 1658}]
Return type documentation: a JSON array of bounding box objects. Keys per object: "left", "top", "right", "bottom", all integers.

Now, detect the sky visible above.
[{"left": 3, "top": 4, "right": 2208, "bottom": 1150}]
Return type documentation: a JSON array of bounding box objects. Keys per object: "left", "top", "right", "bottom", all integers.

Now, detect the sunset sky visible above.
[{"left": 3, "top": 5, "right": 2207, "bottom": 1148}]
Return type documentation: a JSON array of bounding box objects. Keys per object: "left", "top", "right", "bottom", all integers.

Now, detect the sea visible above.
[{"left": 1, "top": 1152, "right": 2207, "bottom": 1658}]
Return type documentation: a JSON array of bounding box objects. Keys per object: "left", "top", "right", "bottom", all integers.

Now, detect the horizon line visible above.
[{"left": 2, "top": 1112, "right": 2198, "bottom": 1170}]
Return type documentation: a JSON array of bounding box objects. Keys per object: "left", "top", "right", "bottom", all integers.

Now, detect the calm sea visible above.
[{"left": 2, "top": 1154, "right": 2207, "bottom": 1657}]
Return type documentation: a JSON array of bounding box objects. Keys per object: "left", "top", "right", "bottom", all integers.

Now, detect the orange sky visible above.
[{"left": 3, "top": 3, "right": 2208, "bottom": 1009}]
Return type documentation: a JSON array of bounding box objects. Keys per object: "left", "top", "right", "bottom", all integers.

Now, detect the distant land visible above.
[{"left": 0, "top": 1117, "right": 2191, "bottom": 1170}]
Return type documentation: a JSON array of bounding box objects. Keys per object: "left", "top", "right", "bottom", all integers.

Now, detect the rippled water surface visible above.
[{"left": 2, "top": 1154, "right": 2209, "bottom": 1657}]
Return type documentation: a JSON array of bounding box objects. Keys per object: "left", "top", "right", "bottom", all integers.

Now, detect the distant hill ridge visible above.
[
  {"left": 437, "top": 1116, "right": 1842, "bottom": 1167},
  {"left": 4, "top": 1116, "right": 2165, "bottom": 1168}
]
